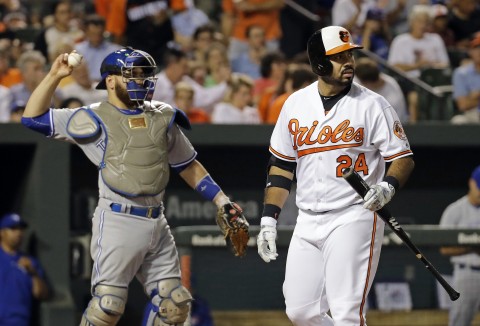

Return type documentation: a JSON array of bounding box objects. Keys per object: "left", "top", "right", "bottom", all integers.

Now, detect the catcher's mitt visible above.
[{"left": 216, "top": 202, "right": 250, "bottom": 257}]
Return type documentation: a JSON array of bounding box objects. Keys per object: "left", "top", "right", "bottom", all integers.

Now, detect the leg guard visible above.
[
  {"left": 80, "top": 284, "right": 128, "bottom": 326},
  {"left": 144, "top": 278, "right": 193, "bottom": 326}
]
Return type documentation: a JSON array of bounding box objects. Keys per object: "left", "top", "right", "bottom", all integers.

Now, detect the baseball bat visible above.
[{"left": 342, "top": 167, "right": 460, "bottom": 301}]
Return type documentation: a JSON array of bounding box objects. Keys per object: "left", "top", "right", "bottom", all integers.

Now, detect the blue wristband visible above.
[{"left": 195, "top": 175, "right": 221, "bottom": 201}]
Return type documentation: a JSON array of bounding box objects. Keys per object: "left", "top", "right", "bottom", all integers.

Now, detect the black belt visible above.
[
  {"left": 110, "top": 203, "right": 161, "bottom": 218},
  {"left": 458, "top": 263, "right": 480, "bottom": 271}
]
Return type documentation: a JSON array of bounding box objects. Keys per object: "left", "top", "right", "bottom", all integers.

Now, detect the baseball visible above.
[{"left": 67, "top": 52, "right": 83, "bottom": 68}]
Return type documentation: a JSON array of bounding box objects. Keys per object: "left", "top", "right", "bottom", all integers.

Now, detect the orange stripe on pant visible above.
[{"left": 359, "top": 212, "right": 377, "bottom": 326}]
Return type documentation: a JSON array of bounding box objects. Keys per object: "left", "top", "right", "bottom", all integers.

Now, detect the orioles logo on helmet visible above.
[{"left": 339, "top": 31, "right": 350, "bottom": 43}]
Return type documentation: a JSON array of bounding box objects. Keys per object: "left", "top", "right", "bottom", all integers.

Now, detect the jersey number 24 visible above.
[{"left": 336, "top": 153, "right": 368, "bottom": 177}]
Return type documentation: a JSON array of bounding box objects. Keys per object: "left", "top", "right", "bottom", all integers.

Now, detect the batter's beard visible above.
[
  {"left": 321, "top": 73, "right": 354, "bottom": 87},
  {"left": 114, "top": 83, "right": 143, "bottom": 108}
]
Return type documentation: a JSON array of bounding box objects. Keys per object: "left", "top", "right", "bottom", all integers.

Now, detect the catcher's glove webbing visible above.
[{"left": 216, "top": 202, "right": 250, "bottom": 257}]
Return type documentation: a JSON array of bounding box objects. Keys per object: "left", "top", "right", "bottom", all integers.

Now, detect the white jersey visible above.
[{"left": 270, "top": 81, "right": 412, "bottom": 213}]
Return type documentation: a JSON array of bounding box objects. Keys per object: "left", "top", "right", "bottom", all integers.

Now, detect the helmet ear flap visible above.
[
  {"left": 307, "top": 29, "right": 332, "bottom": 76},
  {"left": 315, "top": 57, "right": 333, "bottom": 76}
]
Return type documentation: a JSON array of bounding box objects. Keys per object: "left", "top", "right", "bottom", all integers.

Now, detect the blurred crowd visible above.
[{"left": 0, "top": 0, "right": 479, "bottom": 125}]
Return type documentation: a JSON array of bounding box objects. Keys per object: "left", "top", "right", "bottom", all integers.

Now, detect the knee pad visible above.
[
  {"left": 146, "top": 278, "right": 193, "bottom": 325},
  {"left": 80, "top": 284, "right": 128, "bottom": 326}
]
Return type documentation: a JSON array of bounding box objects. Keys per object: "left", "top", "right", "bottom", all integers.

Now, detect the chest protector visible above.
[{"left": 91, "top": 102, "right": 174, "bottom": 197}]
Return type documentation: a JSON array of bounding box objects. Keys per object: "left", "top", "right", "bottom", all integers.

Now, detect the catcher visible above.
[{"left": 21, "top": 47, "right": 248, "bottom": 326}]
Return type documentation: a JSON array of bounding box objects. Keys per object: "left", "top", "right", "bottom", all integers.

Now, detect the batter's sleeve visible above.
[
  {"left": 369, "top": 104, "right": 412, "bottom": 162},
  {"left": 269, "top": 98, "right": 297, "bottom": 162}
]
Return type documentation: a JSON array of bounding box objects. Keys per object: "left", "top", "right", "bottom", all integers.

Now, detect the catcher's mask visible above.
[
  {"left": 96, "top": 48, "right": 157, "bottom": 105},
  {"left": 307, "top": 26, "right": 363, "bottom": 76},
  {"left": 122, "top": 50, "right": 157, "bottom": 104}
]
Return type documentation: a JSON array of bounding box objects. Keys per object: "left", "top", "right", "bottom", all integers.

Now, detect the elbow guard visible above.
[
  {"left": 266, "top": 174, "right": 293, "bottom": 192},
  {"left": 267, "top": 155, "right": 296, "bottom": 173}
]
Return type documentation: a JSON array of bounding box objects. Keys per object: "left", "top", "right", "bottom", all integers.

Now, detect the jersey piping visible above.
[
  {"left": 384, "top": 150, "right": 413, "bottom": 161},
  {"left": 269, "top": 145, "right": 296, "bottom": 161}
]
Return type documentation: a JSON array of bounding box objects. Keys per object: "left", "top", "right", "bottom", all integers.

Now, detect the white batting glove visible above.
[
  {"left": 363, "top": 181, "right": 395, "bottom": 211},
  {"left": 257, "top": 216, "right": 278, "bottom": 263}
]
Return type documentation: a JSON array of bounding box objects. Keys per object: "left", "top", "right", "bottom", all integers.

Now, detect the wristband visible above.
[
  {"left": 195, "top": 175, "right": 221, "bottom": 201},
  {"left": 262, "top": 204, "right": 282, "bottom": 220},
  {"left": 384, "top": 175, "right": 400, "bottom": 192}
]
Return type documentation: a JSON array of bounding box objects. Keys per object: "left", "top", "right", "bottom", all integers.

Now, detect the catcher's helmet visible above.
[
  {"left": 307, "top": 26, "right": 363, "bottom": 76},
  {"left": 95, "top": 47, "right": 134, "bottom": 90}
]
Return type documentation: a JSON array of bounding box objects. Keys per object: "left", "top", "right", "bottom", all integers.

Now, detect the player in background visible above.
[
  {"left": 440, "top": 165, "right": 480, "bottom": 326},
  {"left": 256, "top": 26, "right": 415, "bottom": 325},
  {"left": 0, "top": 213, "right": 50, "bottom": 326},
  {"left": 21, "top": 48, "right": 247, "bottom": 326}
]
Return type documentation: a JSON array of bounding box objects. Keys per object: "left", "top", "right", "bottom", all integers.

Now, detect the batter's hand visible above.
[
  {"left": 257, "top": 216, "right": 278, "bottom": 263},
  {"left": 363, "top": 181, "right": 395, "bottom": 211}
]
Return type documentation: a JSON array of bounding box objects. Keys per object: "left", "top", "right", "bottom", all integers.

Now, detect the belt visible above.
[
  {"left": 458, "top": 263, "right": 480, "bottom": 271},
  {"left": 110, "top": 203, "right": 161, "bottom": 219}
]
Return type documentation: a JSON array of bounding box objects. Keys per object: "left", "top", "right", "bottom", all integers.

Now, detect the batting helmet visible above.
[
  {"left": 307, "top": 26, "right": 363, "bottom": 76},
  {"left": 95, "top": 47, "right": 134, "bottom": 90}
]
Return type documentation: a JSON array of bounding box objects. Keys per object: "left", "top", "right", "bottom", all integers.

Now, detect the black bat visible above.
[{"left": 342, "top": 167, "right": 460, "bottom": 301}]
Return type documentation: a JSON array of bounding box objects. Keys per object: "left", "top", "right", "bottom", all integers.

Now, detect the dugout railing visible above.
[
  {"left": 357, "top": 49, "right": 456, "bottom": 121},
  {"left": 174, "top": 225, "right": 480, "bottom": 313}
]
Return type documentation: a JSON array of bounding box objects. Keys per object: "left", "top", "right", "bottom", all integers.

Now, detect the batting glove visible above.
[
  {"left": 257, "top": 216, "right": 278, "bottom": 263},
  {"left": 363, "top": 181, "right": 395, "bottom": 211}
]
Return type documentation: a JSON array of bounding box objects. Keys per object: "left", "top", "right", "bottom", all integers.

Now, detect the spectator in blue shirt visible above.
[
  {"left": 451, "top": 33, "right": 480, "bottom": 124},
  {"left": 231, "top": 25, "right": 267, "bottom": 79},
  {"left": 75, "top": 14, "right": 122, "bottom": 83},
  {"left": 356, "top": 7, "right": 391, "bottom": 60},
  {"left": 10, "top": 50, "right": 63, "bottom": 112},
  {"left": 0, "top": 213, "right": 49, "bottom": 326}
]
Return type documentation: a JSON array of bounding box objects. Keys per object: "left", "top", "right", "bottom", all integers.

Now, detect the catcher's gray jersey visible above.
[{"left": 50, "top": 102, "right": 197, "bottom": 206}]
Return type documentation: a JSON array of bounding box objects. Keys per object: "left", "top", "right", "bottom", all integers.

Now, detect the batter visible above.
[{"left": 257, "top": 26, "right": 415, "bottom": 325}]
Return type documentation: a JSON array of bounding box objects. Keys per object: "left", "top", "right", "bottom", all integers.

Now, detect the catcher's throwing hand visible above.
[
  {"left": 363, "top": 181, "right": 395, "bottom": 211},
  {"left": 257, "top": 216, "right": 278, "bottom": 263},
  {"left": 216, "top": 202, "right": 249, "bottom": 257}
]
